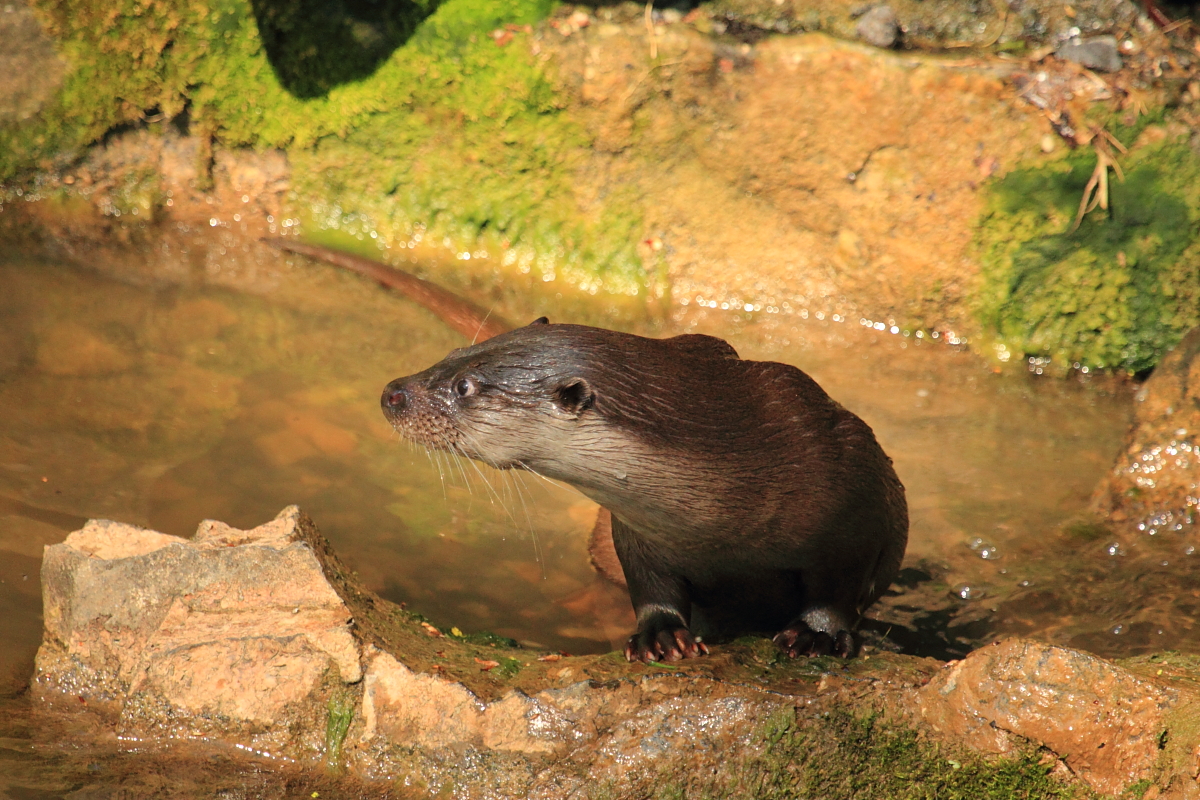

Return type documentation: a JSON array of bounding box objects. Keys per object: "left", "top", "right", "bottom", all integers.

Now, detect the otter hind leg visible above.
[{"left": 587, "top": 507, "right": 627, "bottom": 588}]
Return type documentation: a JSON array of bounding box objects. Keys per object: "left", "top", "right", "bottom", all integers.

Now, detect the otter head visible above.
[{"left": 381, "top": 318, "right": 600, "bottom": 474}]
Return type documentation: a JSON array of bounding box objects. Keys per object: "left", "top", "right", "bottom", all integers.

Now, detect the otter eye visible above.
[{"left": 454, "top": 377, "right": 477, "bottom": 398}]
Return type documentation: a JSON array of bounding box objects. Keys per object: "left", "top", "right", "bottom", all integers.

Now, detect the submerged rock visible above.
[
  {"left": 855, "top": 6, "right": 900, "bottom": 49},
  {"left": 33, "top": 506, "right": 1200, "bottom": 795},
  {"left": 1093, "top": 326, "right": 1200, "bottom": 536},
  {"left": 1055, "top": 35, "right": 1123, "bottom": 73}
]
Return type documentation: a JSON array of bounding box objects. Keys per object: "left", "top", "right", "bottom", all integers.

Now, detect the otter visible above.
[{"left": 381, "top": 318, "right": 908, "bottom": 663}]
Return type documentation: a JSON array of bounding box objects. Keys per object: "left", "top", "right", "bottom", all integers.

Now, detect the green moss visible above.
[
  {"left": 3, "top": 0, "right": 646, "bottom": 293},
  {"left": 324, "top": 686, "right": 356, "bottom": 772},
  {"left": 974, "top": 127, "right": 1200, "bottom": 374},
  {"left": 666, "top": 709, "right": 1082, "bottom": 800},
  {"left": 1123, "top": 780, "right": 1153, "bottom": 798},
  {"left": 495, "top": 656, "right": 523, "bottom": 678},
  {"left": 1060, "top": 518, "right": 1110, "bottom": 543},
  {"left": 101, "top": 166, "right": 165, "bottom": 220},
  {"left": 455, "top": 630, "right": 520, "bottom": 648}
]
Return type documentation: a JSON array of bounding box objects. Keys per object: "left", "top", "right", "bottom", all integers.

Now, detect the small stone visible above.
[
  {"left": 1055, "top": 35, "right": 1122, "bottom": 73},
  {"left": 856, "top": 6, "right": 899, "bottom": 49}
]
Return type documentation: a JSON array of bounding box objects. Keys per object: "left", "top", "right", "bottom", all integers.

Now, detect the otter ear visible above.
[
  {"left": 553, "top": 378, "right": 594, "bottom": 417},
  {"left": 528, "top": 316, "right": 550, "bottom": 326}
]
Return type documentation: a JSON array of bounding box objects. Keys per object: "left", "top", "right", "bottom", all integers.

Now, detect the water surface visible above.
[
  {"left": 0, "top": 242, "right": 1157, "bottom": 674},
  {"left": 19, "top": 232, "right": 1200, "bottom": 669},
  {"left": 7, "top": 229, "right": 1196, "bottom": 794}
]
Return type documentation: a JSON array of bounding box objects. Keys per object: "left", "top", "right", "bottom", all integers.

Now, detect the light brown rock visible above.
[
  {"left": 213, "top": 149, "right": 290, "bottom": 199},
  {"left": 357, "top": 646, "right": 593, "bottom": 757},
  {"left": 36, "top": 506, "right": 360, "bottom": 741},
  {"left": 33, "top": 504, "right": 1197, "bottom": 796},
  {"left": 914, "top": 639, "right": 1177, "bottom": 794},
  {"left": 62, "top": 518, "right": 184, "bottom": 560}
]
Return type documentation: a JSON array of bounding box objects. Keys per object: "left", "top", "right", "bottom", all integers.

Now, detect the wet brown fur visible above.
[{"left": 382, "top": 321, "right": 908, "bottom": 662}]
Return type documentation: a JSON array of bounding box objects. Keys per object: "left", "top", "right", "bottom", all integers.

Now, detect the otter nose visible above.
[{"left": 381, "top": 380, "right": 409, "bottom": 413}]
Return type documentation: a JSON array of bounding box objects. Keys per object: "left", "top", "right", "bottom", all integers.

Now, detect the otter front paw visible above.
[
  {"left": 774, "top": 622, "right": 857, "bottom": 659},
  {"left": 624, "top": 622, "right": 709, "bottom": 663}
]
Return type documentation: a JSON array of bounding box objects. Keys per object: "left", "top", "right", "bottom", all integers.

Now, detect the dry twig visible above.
[
  {"left": 1070, "top": 128, "right": 1127, "bottom": 232},
  {"left": 645, "top": 0, "right": 657, "bottom": 59}
]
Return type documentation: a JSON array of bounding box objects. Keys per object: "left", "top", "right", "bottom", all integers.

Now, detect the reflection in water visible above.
[{"left": 4, "top": 242, "right": 1188, "bottom": 695}]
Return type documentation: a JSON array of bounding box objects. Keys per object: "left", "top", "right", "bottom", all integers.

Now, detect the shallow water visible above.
[
  {"left": 9, "top": 231, "right": 1190, "bottom": 661},
  {"left": 1, "top": 230, "right": 1194, "bottom": 792}
]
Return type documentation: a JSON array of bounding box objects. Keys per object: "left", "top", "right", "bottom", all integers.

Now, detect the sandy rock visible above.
[
  {"left": 159, "top": 136, "right": 203, "bottom": 191},
  {"left": 213, "top": 149, "right": 290, "bottom": 199},
  {"left": 33, "top": 505, "right": 1197, "bottom": 794},
  {"left": 34, "top": 323, "right": 134, "bottom": 377},
  {"left": 553, "top": 29, "right": 1043, "bottom": 331},
  {"left": 550, "top": 691, "right": 775, "bottom": 797},
  {"left": 914, "top": 639, "right": 1176, "bottom": 794},
  {"left": 1093, "top": 326, "right": 1200, "bottom": 535},
  {"left": 353, "top": 646, "right": 788, "bottom": 797},
  {"left": 856, "top": 6, "right": 900, "bottom": 48},
  {"left": 708, "top": 0, "right": 1137, "bottom": 50},
  {"left": 357, "top": 648, "right": 584, "bottom": 756},
  {"left": 0, "top": 0, "right": 65, "bottom": 124},
  {"left": 36, "top": 506, "right": 360, "bottom": 742},
  {"left": 62, "top": 518, "right": 184, "bottom": 559}
]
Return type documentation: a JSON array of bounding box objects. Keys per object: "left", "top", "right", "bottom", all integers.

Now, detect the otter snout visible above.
[
  {"left": 380, "top": 374, "right": 460, "bottom": 451},
  {"left": 381, "top": 379, "right": 410, "bottom": 416}
]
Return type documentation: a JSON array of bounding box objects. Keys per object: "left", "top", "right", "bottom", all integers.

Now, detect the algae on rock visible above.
[
  {"left": 974, "top": 124, "right": 1200, "bottom": 374},
  {"left": 655, "top": 709, "right": 1078, "bottom": 800},
  {"left": 3, "top": 0, "right": 646, "bottom": 294}
]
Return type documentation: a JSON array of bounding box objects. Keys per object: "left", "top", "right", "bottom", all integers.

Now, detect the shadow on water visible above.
[
  {"left": 249, "top": 0, "right": 443, "bottom": 98},
  {"left": 862, "top": 566, "right": 998, "bottom": 661}
]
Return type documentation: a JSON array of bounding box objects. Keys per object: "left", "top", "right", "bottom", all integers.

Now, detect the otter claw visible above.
[
  {"left": 774, "top": 624, "right": 856, "bottom": 659},
  {"left": 624, "top": 627, "right": 709, "bottom": 663}
]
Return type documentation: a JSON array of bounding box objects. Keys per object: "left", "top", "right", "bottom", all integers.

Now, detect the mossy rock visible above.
[
  {"left": 2, "top": 0, "right": 645, "bottom": 293},
  {"left": 659, "top": 709, "right": 1081, "bottom": 800},
  {"left": 974, "top": 124, "right": 1200, "bottom": 375}
]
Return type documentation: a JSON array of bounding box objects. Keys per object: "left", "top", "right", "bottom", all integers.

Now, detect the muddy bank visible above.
[{"left": 30, "top": 505, "right": 1200, "bottom": 797}]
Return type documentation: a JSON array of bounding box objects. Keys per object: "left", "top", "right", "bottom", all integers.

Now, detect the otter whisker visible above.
[
  {"left": 446, "top": 445, "right": 476, "bottom": 496},
  {"left": 455, "top": 428, "right": 519, "bottom": 519},
  {"left": 430, "top": 439, "right": 451, "bottom": 500},
  {"left": 450, "top": 429, "right": 541, "bottom": 568},
  {"left": 509, "top": 471, "right": 544, "bottom": 575}
]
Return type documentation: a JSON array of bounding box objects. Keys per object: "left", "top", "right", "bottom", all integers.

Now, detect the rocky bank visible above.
[{"left": 31, "top": 504, "right": 1200, "bottom": 797}]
